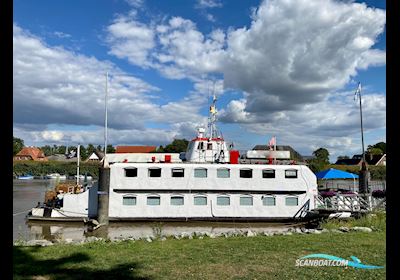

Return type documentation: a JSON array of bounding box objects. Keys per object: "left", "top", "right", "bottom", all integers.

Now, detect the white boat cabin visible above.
[{"left": 107, "top": 162, "right": 318, "bottom": 220}]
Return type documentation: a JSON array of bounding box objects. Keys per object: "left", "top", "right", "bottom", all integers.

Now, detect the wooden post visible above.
[{"left": 97, "top": 165, "right": 110, "bottom": 225}]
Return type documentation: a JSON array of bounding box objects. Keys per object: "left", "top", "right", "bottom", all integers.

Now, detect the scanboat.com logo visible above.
[{"left": 296, "top": 254, "right": 384, "bottom": 269}]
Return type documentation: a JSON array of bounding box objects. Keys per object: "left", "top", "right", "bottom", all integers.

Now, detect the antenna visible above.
[{"left": 208, "top": 80, "right": 218, "bottom": 139}]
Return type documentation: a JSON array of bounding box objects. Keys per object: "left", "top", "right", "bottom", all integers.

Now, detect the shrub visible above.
[
  {"left": 372, "top": 190, "right": 386, "bottom": 198},
  {"left": 320, "top": 191, "right": 337, "bottom": 197}
]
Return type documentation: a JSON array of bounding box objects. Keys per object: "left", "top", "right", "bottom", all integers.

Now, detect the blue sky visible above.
[{"left": 13, "top": 0, "right": 386, "bottom": 161}]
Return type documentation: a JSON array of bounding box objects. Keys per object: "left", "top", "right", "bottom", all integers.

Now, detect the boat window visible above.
[
  {"left": 197, "top": 142, "right": 204, "bottom": 150},
  {"left": 240, "top": 196, "right": 253, "bottom": 206},
  {"left": 148, "top": 167, "right": 161, "bottom": 177},
  {"left": 147, "top": 196, "right": 160, "bottom": 205},
  {"left": 217, "top": 168, "right": 230, "bottom": 178},
  {"left": 194, "top": 168, "right": 207, "bottom": 178},
  {"left": 122, "top": 196, "right": 136, "bottom": 206},
  {"left": 171, "top": 168, "right": 184, "bottom": 178},
  {"left": 194, "top": 196, "right": 207, "bottom": 205},
  {"left": 262, "top": 169, "right": 275, "bottom": 178},
  {"left": 285, "top": 169, "right": 298, "bottom": 179},
  {"left": 285, "top": 197, "right": 298, "bottom": 206},
  {"left": 240, "top": 168, "right": 253, "bottom": 178},
  {"left": 207, "top": 143, "right": 213, "bottom": 150},
  {"left": 263, "top": 196, "right": 276, "bottom": 206},
  {"left": 170, "top": 196, "right": 184, "bottom": 206},
  {"left": 217, "top": 196, "right": 230, "bottom": 206},
  {"left": 124, "top": 168, "right": 137, "bottom": 177}
]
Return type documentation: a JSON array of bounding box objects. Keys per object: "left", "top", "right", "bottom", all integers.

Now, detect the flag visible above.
[
  {"left": 354, "top": 82, "right": 361, "bottom": 101},
  {"left": 268, "top": 136, "right": 276, "bottom": 149}
]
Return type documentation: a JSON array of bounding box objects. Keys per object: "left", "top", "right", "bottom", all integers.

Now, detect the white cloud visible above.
[
  {"left": 196, "top": 0, "right": 222, "bottom": 9},
  {"left": 222, "top": 0, "right": 386, "bottom": 113},
  {"left": 106, "top": 18, "right": 155, "bottom": 67},
  {"left": 53, "top": 31, "right": 71, "bottom": 39},
  {"left": 13, "top": 24, "right": 210, "bottom": 146},
  {"left": 125, "top": 0, "right": 144, "bottom": 8}
]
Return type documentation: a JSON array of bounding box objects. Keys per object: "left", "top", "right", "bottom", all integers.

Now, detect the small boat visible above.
[
  {"left": 18, "top": 174, "right": 34, "bottom": 180},
  {"left": 74, "top": 174, "right": 93, "bottom": 180},
  {"left": 46, "top": 173, "right": 67, "bottom": 180}
]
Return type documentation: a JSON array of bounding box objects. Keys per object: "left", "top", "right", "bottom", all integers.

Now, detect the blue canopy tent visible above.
[{"left": 315, "top": 168, "right": 359, "bottom": 191}]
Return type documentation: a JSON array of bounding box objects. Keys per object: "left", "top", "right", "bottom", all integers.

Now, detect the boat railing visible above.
[{"left": 314, "top": 194, "right": 385, "bottom": 212}]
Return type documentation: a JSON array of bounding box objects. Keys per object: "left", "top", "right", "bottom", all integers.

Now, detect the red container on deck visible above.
[
  {"left": 165, "top": 155, "right": 171, "bottom": 163},
  {"left": 151, "top": 156, "right": 156, "bottom": 163},
  {"left": 229, "top": 150, "right": 239, "bottom": 164}
]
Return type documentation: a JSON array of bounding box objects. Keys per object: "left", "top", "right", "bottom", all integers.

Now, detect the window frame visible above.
[
  {"left": 148, "top": 167, "right": 162, "bottom": 177},
  {"left": 171, "top": 167, "right": 185, "bottom": 178},
  {"left": 239, "top": 168, "right": 253, "bottom": 178},
  {"left": 262, "top": 169, "right": 275, "bottom": 179},
  {"left": 285, "top": 169, "right": 298, "bottom": 179},
  {"left": 239, "top": 195, "right": 253, "bottom": 206},
  {"left": 194, "top": 195, "right": 208, "bottom": 206},
  {"left": 217, "top": 168, "right": 230, "bottom": 178},
  {"left": 170, "top": 195, "right": 184, "bottom": 206},
  {"left": 194, "top": 167, "right": 208, "bottom": 178},
  {"left": 216, "top": 195, "right": 231, "bottom": 206},
  {"left": 147, "top": 195, "right": 161, "bottom": 206},
  {"left": 122, "top": 195, "right": 137, "bottom": 206},
  {"left": 285, "top": 196, "right": 299, "bottom": 206},
  {"left": 124, "top": 167, "right": 138, "bottom": 177},
  {"left": 262, "top": 195, "right": 276, "bottom": 206}
]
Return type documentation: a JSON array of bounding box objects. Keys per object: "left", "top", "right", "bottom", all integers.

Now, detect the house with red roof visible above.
[{"left": 14, "top": 147, "right": 48, "bottom": 161}]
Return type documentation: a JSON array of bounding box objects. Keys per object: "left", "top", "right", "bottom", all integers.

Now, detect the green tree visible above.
[
  {"left": 367, "top": 147, "right": 383, "bottom": 155},
  {"left": 80, "top": 145, "right": 88, "bottom": 160},
  {"left": 313, "top": 148, "right": 330, "bottom": 164},
  {"left": 308, "top": 148, "right": 330, "bottom": 173},
  {"left": 106, "top": 144, "right": 115, "bottom": 153},
  {"left": 13, "top": 137, "right": 24, "bottom": 155},
  {"left": 41, "top": 145, "right": 53, "bottom": 156},
  {"left": 97, "top": 145, "right": 103, "bottom": 152},
  {"left": 160, "top": 139, "right": 189, "bottom": 153},
  {"left": 369, "top": 142, "right": 386, "bottom": 154},
  {"left": 87, "top": 144, "right": 96, "bottom": 155},
  {"left": 154, "top": 145, "right": 165, "bottom": 153},
  {"left": 57, "top": 145, "right": 66, "bottom": 154}
]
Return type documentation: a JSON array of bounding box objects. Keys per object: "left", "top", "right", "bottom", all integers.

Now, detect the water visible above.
[{"left": 13, "top": 180, "right": 300, "bottom": 242}]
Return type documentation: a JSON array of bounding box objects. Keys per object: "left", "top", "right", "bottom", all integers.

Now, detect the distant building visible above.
[
  {"left": 335, "top": 154, "right": 386, "bottom": 166},
  {"left": 115, "top": 146, "right": 157, "bottom": 153},
  {"left": 87, "top": 150, "right": 105, "bottom": 161},
  {"left": 252, "top": 145, "right": 304, "bottom": 161},
  {"left": 14, "top": 147, "right": 48, "bottom": 161}
]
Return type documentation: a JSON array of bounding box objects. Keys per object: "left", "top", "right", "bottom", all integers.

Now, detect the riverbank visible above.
[
  {"left": 13, "top": 161, "right": 100, "bottom": 178},
  {"left": 14, "top": 230, "right": 385, "bottom": 279}
]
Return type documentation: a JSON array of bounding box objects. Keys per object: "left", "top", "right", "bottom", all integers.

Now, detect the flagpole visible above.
[{"left": 274, "top": 136, "right": 276, "bottom": 164}]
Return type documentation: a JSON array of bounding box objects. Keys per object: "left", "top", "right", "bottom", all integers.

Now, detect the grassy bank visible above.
[
  {"left": 321, "top": 211, "right": 386, "bottom": 231},
  {"left": 14, "top": 231, "right": 385, "bottom": 280},
  {"left": 13, "top": 161, "right": 100, "bottom": 178}
]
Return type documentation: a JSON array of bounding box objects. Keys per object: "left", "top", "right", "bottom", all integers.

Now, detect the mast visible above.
[
  {"left": 357, "top": 82, "right": 366, "bottom": 168},
  {"left": 104, "top": 72, "right": 108, "bottom": 159},
  {"left": 76, "top": 144, "right": 80, "bottom": 185}
]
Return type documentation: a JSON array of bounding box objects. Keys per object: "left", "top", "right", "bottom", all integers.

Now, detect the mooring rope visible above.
[{"left": 13, "top": 208, "right": 32, "bottom": 216}]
